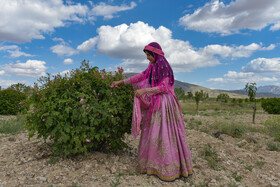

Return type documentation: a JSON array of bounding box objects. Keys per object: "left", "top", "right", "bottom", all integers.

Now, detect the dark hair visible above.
[{"left": 143, "top": 50, "right": 154, "bottom": 58}]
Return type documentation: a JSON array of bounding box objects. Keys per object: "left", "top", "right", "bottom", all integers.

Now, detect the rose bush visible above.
[
  {"left": 0, "top": 88, "right": 29, "bottom": 115},
  {"left": 25, "top": 60, "right": 134, "bottom": 157}
]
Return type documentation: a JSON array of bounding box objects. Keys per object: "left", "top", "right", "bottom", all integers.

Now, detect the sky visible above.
[{"left": 0, "top": 0, "right": 280, "bottom": 90}]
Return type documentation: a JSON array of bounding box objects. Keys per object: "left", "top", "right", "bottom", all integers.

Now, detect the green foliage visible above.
[
  {"left": 231, "top": 98, "right": 236, "bottom": 104},
  {"left": 216, "top": 93, "right": 230, "bottom": 103},
  {"left": 264, "top": 116, "right": 280, "bottom": 142},
  {"left": 245, "top": 83, "right": 257, "bottom": 101},
  {"left": 238, "top": 98, "right": 243, "bottom": 104},
  {"left": 110, "top": 173, "right": 121, "bottom": 187},
  {"left": 0, "top": 88, "right": 29, "bottom": 115},
  {"left": 9, "top": 83, "right": 33, "bottom": 97},
  {"left": 174, "top": 87, "right": 185, "bottom": 100},
  {"left": 186, "top": 118, "right": 202, "bottom": 130},
  {"left": 194, "top": 90, "right": 208, "bottom": 115},
  {"left": 232, "top": 172, "right": 242, "bottom": 182},
  {"left": 245, "top": 82, "right": 257, "bottom": 124},
  {"left": 267, "top": 142, "right": 280, "bottom": 152},
  {"left": 261, "top": 98, "right": 280, "bottom": 114},
  {"left": 187, "top": 91, "right": 193, "bottom": 99},
  {"left": 25, "top": 60, "right": 134, "bottom": 157},
  {"left": 200, "top": 144, "right": 221, "bottom": 171},
  {"left": 0, "top": 115, "right": 26, "bottom": 135},
  {"left": 245, "top": 165, "right": 254, "bottom": 171}
]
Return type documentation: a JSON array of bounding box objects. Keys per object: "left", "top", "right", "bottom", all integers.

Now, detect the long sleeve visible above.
[
  {"left": 123, "top": 77, "right": 131, "bottom": 85},
  {"left": 146, "top": 77, "right": 171, "bottom": 95},
  {"left": 123, "top": 71, "right": 146, "bottom": 85}
]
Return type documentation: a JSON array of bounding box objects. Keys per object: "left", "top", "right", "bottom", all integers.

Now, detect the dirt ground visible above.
[{"left": 0, "top": 113, "right": 280, "bottom": 187}]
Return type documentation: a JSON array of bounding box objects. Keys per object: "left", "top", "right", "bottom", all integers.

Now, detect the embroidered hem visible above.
[{"left": 140, "top": 168, "right": 193, "bottom": 182}]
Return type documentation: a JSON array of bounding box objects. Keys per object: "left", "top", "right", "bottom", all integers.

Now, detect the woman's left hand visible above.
[{"left": 135, "top": 89, "right": 147, "bottom": 97}]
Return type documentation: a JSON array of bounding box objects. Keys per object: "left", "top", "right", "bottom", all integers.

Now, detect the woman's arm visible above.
[
  {"left": 123, "top": 70, "right": 147, "bottom": 85},
  {"left": 146, "top": 77, "right": 171, "bottom": 95}
]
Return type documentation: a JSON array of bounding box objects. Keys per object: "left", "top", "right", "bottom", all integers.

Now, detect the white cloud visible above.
[
  {"left": 63, "top": 58, "right": 74, "bottom": 65},
  {"left": 242, "top": 58, "right": 280, "bottom": 73},
  {"left": 87, "top": 21, "right": 220, "bottom": 72},
  {"left": 51, "top": 44, "right": 77, "bottom": 56},
  {"left": 201, "top": 43, "right": 275, "bottom": 58},
  {"left": 78, "top": 21, "right": 273, "bottom": 73},
  {"left": 0, "top": 0, "right": 88, "bottom": 43},
  {"left": 90, "top": 2, "right": 137, "bottom": 19},
  {"left": 77, "top": 37, "right": 98, "bottom": 52},
  {"left": 0, "top": 70, "right": 5, "bottom": 76},
  {"left": 208, "top": 71, "right": 278, "bottom": 83},
  {"left": 2, "top": 60, "right": 47, "bottom": 77},
  {"left": 0, "top": 45, "right": 33, "bottom": 58},
  {"left": 179, "top": 0, "right": 280, "bottom": 35},
  {"left": 0, "top": 79, "right": 28, "bottom": 88},
  {"left": 54, "top": 69, "right": 71, "bottom": 77}
]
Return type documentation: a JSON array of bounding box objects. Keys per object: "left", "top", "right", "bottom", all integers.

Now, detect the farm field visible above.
[{"left": 0, "top": 100, "right": 280, "bottom": 187}]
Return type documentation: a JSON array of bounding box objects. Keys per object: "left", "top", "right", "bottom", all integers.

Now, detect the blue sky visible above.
[{"left": 0, "top": 0, "right": 280, "bottom": 90}]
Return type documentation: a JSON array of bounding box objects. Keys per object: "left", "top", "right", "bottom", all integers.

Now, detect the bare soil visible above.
[{"left": 0, "top": 113, "right": 280, "bottom": 187}]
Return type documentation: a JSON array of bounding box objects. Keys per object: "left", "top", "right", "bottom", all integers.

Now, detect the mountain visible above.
[
  {"left": 123, "top": 73, "right": 280, "bottom": 98},
  {"left": 257, "top": 85, "right": 280, "bottom": 95}
]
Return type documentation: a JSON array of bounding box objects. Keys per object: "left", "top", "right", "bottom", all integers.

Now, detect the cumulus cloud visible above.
[
  {"left": 51, "top": 44, "right": 77, "bottom": 56},
  {"left": 208, "top": 71, "right": 278, "bottom": 83},
  {"left": 77, "top": 37, "right": 98, "bottom": 52},
  {"left": 0, "top": 79, "right": 29, "bottom": 88},
  {"left": 78, "top": 21, "right": 274, "bottom": 72},
  {"left": 90, "top": 2, "right": 137, "bottom": 19},
  {"left": 179, "top": 0, "right": 280, "bottom": 35},
  {"left": 2, "top": 60, "right": 47, "bottom": 77},
  {"left": 0, "top": 0, "right": 88, "bottom": 43},
  {"left": 0, "top": 45, "right": 33, "bottom": 58},
  {"left": 54, "top": 69, "right": 71, "bottom": 77},
  {"left": 63, "top": 58, "right": 74, "bottom": 65},
  {"left": 0, "top": 70, "right": 5, "bottom": 76},
  {"left": 200, "top": 43, "right": 275, "bottom": 58},
  {"left": 242, "top": 58, "right": 280, "bottom": 73}
]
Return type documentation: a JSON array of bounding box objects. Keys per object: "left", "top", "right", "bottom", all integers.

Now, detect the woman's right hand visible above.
[{"left": 111, "top": 80, "right": 123, "bottom": 87}]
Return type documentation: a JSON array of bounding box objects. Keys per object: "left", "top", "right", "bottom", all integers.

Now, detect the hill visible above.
[{"left": 123, "top": 73, "right": 280, "bottom": 98}]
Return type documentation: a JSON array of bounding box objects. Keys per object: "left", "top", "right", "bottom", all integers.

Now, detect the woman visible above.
[{"left": 112, "top": 42, "right": 193, "bottom": 181}]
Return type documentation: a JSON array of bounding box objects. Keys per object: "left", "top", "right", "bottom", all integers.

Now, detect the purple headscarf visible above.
[{"left": 143, "top": 42, "right": 174, "bottom": 87}]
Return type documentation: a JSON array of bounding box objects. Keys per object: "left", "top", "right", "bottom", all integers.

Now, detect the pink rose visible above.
[
  {"left": 85, "top": 139, "right": 91, "bottom": 143},
  {"left": 80, "top": 98, "right": 84, "bottom": 102},
  {"left": 118, "top": 67, "right": 124, "bottom": 73}
]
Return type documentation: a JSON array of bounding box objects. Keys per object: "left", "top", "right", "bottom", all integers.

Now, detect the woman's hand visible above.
[
  {"left": 135, "top": 88, "right": 147, "bottom": 97},
  {"left": 111, "top": 80, "right": 124, "bottom": 87}
]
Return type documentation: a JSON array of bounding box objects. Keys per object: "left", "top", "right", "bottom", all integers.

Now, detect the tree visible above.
[
  {"left": 187, "top": 92, "right": 193, "bottom": 99},
  {"left": 174, "top": 87, "right": 185, "bottom": 101},
  {"left": 194, "top": 90, "right": 207, "bottom": 115},
  {"left": 216, "top": 93, "right": 230, "bottom": 103},
  {"left": 245, "top": 83, "right": 257, "bottom": 124},
  {"left": 9, "top": 83, "right": 32, "bottom": 97}
]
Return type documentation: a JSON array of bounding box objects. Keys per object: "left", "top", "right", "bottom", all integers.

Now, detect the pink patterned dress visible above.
[{"left": 123, "top": 42, "right": 193, "bottom": 181}]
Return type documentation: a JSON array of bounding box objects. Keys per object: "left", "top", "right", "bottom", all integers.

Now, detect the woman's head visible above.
[
  {"left": 143, "top": 42, "right": 174, "bottom": 87},
  {"left": 143, "top": 42, "right": 164, "bottom": 63},
  {"left": 144, "top": 50, "right": 155, "bottom": 63}
]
